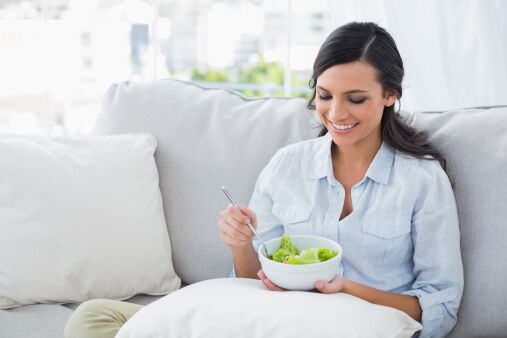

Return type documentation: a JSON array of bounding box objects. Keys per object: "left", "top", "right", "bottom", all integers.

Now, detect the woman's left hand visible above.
[
  {"left": 314, "top": 275, "right": 348, "bottom": 293},
  {"left": 257, "top": 269, "right": 286, "bottom": 291}
]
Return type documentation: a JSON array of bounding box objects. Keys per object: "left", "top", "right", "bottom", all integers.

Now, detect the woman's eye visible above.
[
  {"left": 349, "top": 97, "right": 366, "bottom": 104},
  {"left": 317, "top": 94, "right": 366, "bottom": 103}
]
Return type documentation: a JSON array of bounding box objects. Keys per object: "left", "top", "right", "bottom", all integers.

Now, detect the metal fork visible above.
[{"left": 220, "top": 186, "right": 270, "bottom": 258}]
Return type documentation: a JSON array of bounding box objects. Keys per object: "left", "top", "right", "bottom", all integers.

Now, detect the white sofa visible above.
[{"left": 1, "top": 78, "right": 506, "bottom": 337}]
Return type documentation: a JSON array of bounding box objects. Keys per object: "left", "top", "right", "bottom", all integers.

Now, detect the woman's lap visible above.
[{"left": 64, "top": 299, "right": 143, "bottom": 338}]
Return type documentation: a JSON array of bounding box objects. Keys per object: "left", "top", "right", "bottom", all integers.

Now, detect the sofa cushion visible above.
[
  {"left": 411, "top": 106, "right": 507, "bottom": 337},
  {"left": 0, "top": 304, "right": 72, "bottom": 338},
  {"left": 116, "top": 278, "right": 422, "bottom": 338},
  {"left": 93, "top": 79, "right": 321, "bottom": 284},
  {"left": 0, "top": 133, "right": 180, "bottom": 309},
  {"left": 0, "top": 294, "right": 169, "bottom": 338}
]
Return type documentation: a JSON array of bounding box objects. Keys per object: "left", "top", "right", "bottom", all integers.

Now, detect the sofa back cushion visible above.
[
  {"left": 93, "top": 79, "right": 320, "bottom": 284},
  {"left": 410, "top": 106, "right": 507, "bottom": 337}
]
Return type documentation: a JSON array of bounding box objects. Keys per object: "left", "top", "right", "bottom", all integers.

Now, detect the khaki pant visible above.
[{"left": 64, "top": 299, "right": 143, "bottom": 338}]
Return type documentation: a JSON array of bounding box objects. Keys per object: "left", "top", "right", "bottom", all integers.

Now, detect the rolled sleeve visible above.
[
  {"left": 402, "top": 286, "right": 460, "bottom": 338},
  {"left": 402, "top": 162, "right": 464, "bottom": 338}
]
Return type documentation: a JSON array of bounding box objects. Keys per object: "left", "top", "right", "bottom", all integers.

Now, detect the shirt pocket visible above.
[
  {"left": 361, "top": 215, "right": 412, "bottom": 268},
  {"left": 272, "top": 202, "right": 312, "bottom": 235}
]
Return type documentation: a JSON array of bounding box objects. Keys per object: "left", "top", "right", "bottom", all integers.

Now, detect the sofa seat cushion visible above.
[{"left": 0, "top": 304, "right": 72, "bottom": 338}]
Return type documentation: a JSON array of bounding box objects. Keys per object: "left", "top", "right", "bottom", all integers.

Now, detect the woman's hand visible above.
[
  {"left": 258, "top": 270, "right": 347, "bottom": 293},
  {"left": 218, "top": 204, "right": 257, "bottom": 250},
  {"left": 257, "top": 270, "right": 286, "bottom": 291},
  {"left": 314, "top": 275, "right": 347, "bottom": 293}
]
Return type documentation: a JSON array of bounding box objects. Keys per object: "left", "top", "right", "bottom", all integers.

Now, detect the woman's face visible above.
[{"left": 315, "top": 61, "right": 396, "bottom": 149}]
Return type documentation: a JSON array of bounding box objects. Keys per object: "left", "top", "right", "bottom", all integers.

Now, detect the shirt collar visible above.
[{"left": 306, "top": 132, "right": 395, "bottom": 185}]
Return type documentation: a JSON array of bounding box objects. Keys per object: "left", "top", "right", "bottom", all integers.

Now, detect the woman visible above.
[{"left": 219, "top": 22, "right": 463, "bottom": 338}]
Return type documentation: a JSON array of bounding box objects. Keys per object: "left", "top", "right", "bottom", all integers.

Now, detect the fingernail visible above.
[
  {"left": 244, "top": 219, "right": 250, "bottom": 225},
  {"left": 315, "top": 282, "right": 324, "bottom": 289}
]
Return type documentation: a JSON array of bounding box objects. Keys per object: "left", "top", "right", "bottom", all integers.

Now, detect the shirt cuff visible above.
[{"left": 402, "top": 287, "right": 458, "bottom": 338}]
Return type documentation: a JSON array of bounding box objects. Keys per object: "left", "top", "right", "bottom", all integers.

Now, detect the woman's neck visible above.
[{"left": 332, "top": 134, "right": 382, "bottom": 170}]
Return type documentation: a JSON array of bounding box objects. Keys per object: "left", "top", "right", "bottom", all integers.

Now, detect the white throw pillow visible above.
[
  {"left": 116, "top": 278, "right": 422, "bottom": 338},
  {"left": 0, "top": 133, "right": 180, "bottom": 309}
]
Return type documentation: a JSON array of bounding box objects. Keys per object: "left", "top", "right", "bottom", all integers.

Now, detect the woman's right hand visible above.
[{"left": 218, "top": 204, "right": 258, "bottom": 250}]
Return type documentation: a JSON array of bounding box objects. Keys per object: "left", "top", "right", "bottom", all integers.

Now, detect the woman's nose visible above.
[{"left": 328, "top": 101, "right": 348, "bottom": 120}]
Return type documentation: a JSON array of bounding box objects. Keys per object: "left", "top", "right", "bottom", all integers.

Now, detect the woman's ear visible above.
[{"left": 384, "top": 90, "right": 397, "bottom": 107}]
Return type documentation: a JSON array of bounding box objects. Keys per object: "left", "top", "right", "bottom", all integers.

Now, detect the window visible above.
[
  {"left": 3, "top": 1, "right": 503, "bottom": 135},
  {"left": 1, "top": 0, "right": 325, "bottom": 135}
]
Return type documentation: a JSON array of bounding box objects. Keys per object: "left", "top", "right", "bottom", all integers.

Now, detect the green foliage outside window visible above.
[
  {"left": 191, "top": 55, "right": 311, "bottom": 99},
  {"left": 191, "top": 68, "right": 230, "bottom": 82}
]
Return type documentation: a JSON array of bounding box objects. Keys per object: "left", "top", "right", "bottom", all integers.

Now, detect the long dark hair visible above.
[{"left": 308, "top": 22, "right": 446, "bottom": 170}]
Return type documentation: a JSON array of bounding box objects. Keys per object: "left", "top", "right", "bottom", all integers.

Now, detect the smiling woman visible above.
[
  {"left": 309, "top": 23, "right": 446, "bottom": 171},
  {"left": 315, "top": 62, "right": 393, "bottom": 144},
  {"left": 219, "top": 22, "right": 463, "bottom": 338}
]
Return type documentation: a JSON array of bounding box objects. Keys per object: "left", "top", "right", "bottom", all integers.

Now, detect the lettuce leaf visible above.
[
  {"left": 272, "top": 234, "right": 299, "bottom": 263},
  {"left": 286, "top": 248, "right": 320, "bottom": 264},
  {"left": 270, "top": 235, "right": 338, "bottom": 264},
  {"left": 317, "top": 247, "right": 338, "bottom": 261}
]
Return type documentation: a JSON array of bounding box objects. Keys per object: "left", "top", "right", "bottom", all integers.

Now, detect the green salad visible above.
[{"left": 270, "top": 235, "right": 338, "bottom": 264}]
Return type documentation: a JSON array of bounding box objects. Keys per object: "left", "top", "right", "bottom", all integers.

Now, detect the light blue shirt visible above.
[{"left": 245, "top": 132, "right": 464, "bottom": 338}]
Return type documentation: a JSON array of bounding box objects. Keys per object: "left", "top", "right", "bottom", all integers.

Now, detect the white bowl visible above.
[{"left": 258, "top": 235, "right": 343, "bottom": 291}]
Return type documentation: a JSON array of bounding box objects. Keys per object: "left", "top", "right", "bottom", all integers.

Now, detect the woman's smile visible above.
[{"left": 329, "top": 121, "right": 360, "bottom": 134}]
